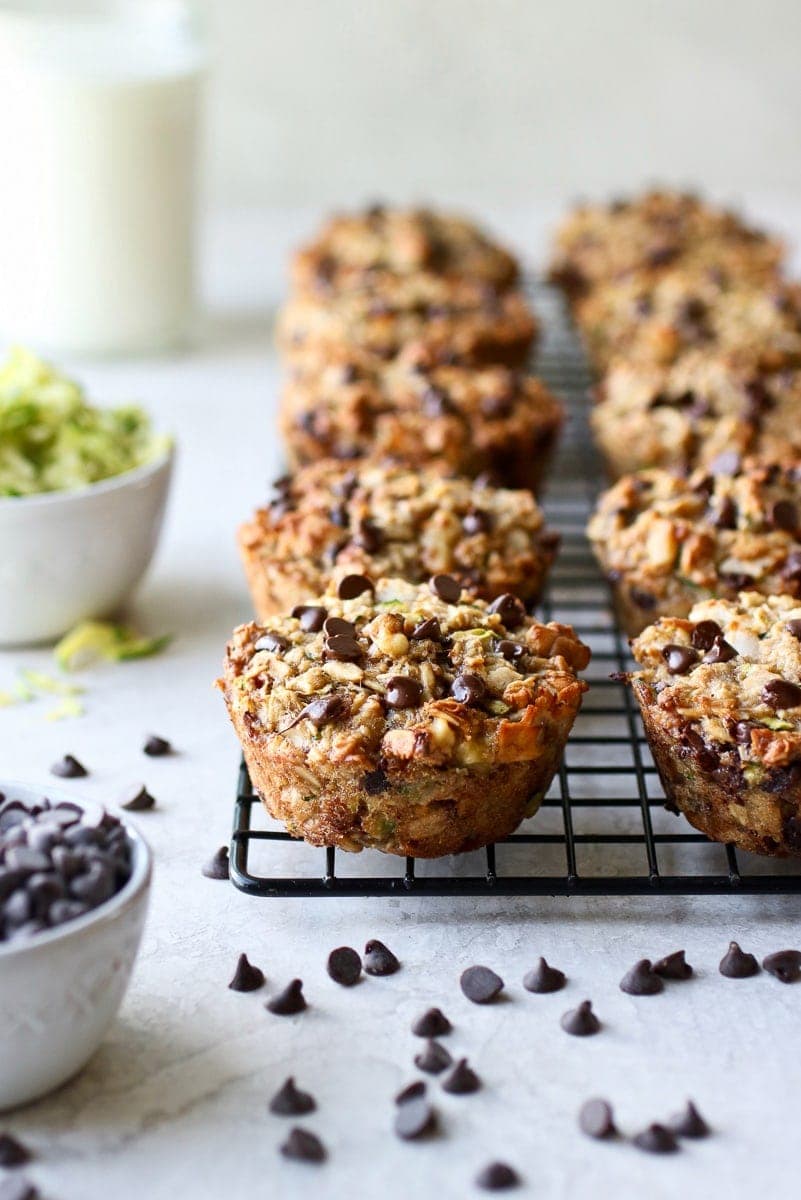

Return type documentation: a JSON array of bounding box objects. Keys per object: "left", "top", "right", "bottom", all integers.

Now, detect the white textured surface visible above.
[{"left": 1, "top": 209, "right": 801, "bottom": 1198}]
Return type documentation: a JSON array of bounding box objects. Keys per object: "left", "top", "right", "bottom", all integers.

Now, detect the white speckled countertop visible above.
[{"left": 1, "top": 207, "right": 801, "bottom": 1200}]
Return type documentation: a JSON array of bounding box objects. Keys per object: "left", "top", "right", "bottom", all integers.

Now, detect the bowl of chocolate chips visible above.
[{"left": 0, "top": 784, "right": 152, "bottom": 1110}]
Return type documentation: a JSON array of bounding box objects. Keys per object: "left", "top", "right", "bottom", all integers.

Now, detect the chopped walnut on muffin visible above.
[
  {"left": 219, "top": 575, "right": 590, "bottom": 858},
  {"left": 279, "top": 343, "right": 562, "bottom": 492},
  {"left": 290, "top": 204, "right": 519, "bottom": 295},
  {"left": 239, "top": 460, "right": 560, "bottom": 622},
  {"left": 630, "top": 592, "right": 801, "bottom": 856},
  {"left": 589, "top": 462, "right": 801, "bottom": 636},
  {"left": 276, "top": 273, "right": 537, "bottom": 368}
]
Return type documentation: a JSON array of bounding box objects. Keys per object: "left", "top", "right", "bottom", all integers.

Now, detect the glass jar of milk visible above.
[{"left": 0, "top": 1, "right": 205, "bottom": 357}]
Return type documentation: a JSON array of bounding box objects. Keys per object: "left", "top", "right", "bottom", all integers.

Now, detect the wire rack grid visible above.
[{"left": 229, "top": 280, "right": 801, "bottom": 898}]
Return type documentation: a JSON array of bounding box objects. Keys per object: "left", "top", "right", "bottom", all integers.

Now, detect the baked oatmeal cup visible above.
[{"left": 219, "top": 575, "right": 590, "bottom": 857}]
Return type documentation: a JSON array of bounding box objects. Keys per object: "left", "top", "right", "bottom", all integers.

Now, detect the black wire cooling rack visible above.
[{"left": 230, "top": 279, "right": 801, "bottom": 898}]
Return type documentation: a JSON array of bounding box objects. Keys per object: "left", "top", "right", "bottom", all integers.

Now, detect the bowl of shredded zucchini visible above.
[{"left": 0, "top": 348, "right": 173, "bottom": 644}]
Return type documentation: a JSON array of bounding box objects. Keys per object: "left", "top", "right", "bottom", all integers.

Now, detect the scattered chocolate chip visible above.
[
  {"left": 327, "top": 946, "right": 362, "bottom": 987},
  {"left": 578, "top": 1098, "right": 616, "bottom": 1139},
  {"left": 662, "top": 644, "right": 699, "bottom": 675},
  {"left": 385, "top": 676, "right": 423, "bottom": 709},
  {"left": 720, "top": 570, "right": 754, "bottom": 592},
  {"left": 292, "top": 605, "right": 327, "bottom": 633},
  {"left": 328, "top": 503, "right": 349, "bottom": 528},
  {"left": 462, "top": 509, "right": 492, "bottom": 535},
  {"left": 0, "top": 1134, "right": 31, "bottom": 1167},
  {"left": 255, "top": 631, "right": 289, "bottom": 653},
  {"left": 279, "top": 1127, "right": 326, "bottom": 1164},
  {"left": 713, "top": 495, "right": 738, "bottom": 529},
  {"left": 762, "top": 949, "right": 801, "bottom": 983},
  {"left": 653, "top": 950, "right": 693, "bottom": 980},
  {"left": 690, "top": 620, "right": 722, "bottom": 651},
  {"left": 395, "top": 1080, "right": 427, "bottom": 1105},
  {"left": 266, "top": 979, "right": 307, "bottom": 1015},
  {"left": 202, "top": 846, "right": 229, "bottom": 880},
  {"left": 719, "top": 941, "right": 759, "bottom": 978},
  {"left": 460, "top": 965, "right": 504, "bottom": 1004},
  {"left": 412, "top": 1007, "right": 452, "bottom": 1038},
  {"left": 323, "top": 634, "right": 362, "bottom": 662},
  {"left": 143, "top": 735, "right": 172, "bottom": 757},
  {"left": 322, "top": 616, "right": 354, "bottom": 637},
  {"left": 429, "top": 573, "right": 461, "bottom": 603},
  {"left": 488, "top": 593, "right": 526, "bottom": 628},
  {"left": 119, "top": 784, "right": 156, "bottom": 812},
  {"left": 786, "top": 619, "right": 801, "bottom": 640},
  {"left": 703, "top": 636, "right": 737, "bottom": 664},
  {"left": 410, "top": 617, "right": 442, "bottom": 642},
  {"left": 228, "top": 953, "right": 265, "bottom": 992},
  {"left": 762, "top": 679, "right": 801, "bottom": 710},
  {"left": 668, "top": 1100, "right": 710, "bottom": 1138},
  {"left": 414, "top": 1040, "right": 452, "bottom": 1075},
  {"left": 394, "top": 1098, "right": 437, "bottom": 1140},
  {"left": 451, "top": 673, "right": 486, "bottom": 706},
  {"left": 300, "top": 695, "right": 351, "bottom": 727},
  {"left": 355, "top": 519, "right": 383, "bottom": 554},
  {"left": 633, "top": 1123, "right": 679, "bottom": 1154},
  {"left": 337, "top": 574, "right": 374, "bottom": 600},
  {"left": 442, "top": 1058, "right": 480, "bottom": 1095},
  {"left": 620, "top": 959, "right": 664, "bottom": 996},
  {"left": 0, "top": 1179, "right": 39, "bottom": 1200},
  {"left": 770, "top": 500, "right": 799, "bottom": 532},
  {"left": 560, "top": 1000, "right": 600, "bottom": 1036},
  {"left": 523, "top": 957, "right": 566, "bottom": 993},
  {"left": 364, "top": 938, "right": 400, "bottom": 976},
  {"left": 497, "top": 639, "right": 524, "bottom": 662},
  {"left": 423, "top": 385, "right": 455, "bottom": 417},
  {"left": 630, "top": 587, "right": 656, "bottom": 610},
  {"left": 475, "top": 1162, "right": 520, "bottom": 1191},
  {"left": 270, "top": 1077, "right": 316, "bottom": 1117},
  {"left": 50, "top": 754, "right": 87, "bottom": 779},
  {"left": 362, "top": 769, "right": 388, "bottom": 795}
]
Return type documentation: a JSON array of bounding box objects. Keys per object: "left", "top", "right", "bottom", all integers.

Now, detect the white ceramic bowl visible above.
[
  {"left": 0, "top": 448, "right": 173, "bottom": 646},
  {"left": 0, "top": 782, "right": 152, "bottom": 1111}
]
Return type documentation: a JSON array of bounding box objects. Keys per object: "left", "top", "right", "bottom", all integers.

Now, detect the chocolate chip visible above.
[
  {"left": 713, "top": 495, "right": 738, "bottom": 528},
  {"left": 630, "top": 587, "right": 656, "bottom": 610},
  {"left": 385, "top": 676, "right": 423, "bottom": 709},
  {"left": 269, "top": 1077, "right": 316, "bottom": 1116},
  {"left": 411, "top": 1007, "right": 452, "bottom": 1038},
  {"left": 620, "top": 959, "right": 664, "bottom": 995},
  {"left": 50, "top": 754, "right": 88, "bottom": 779},
  {"left": 363, "top": 769, "right": 389, "bottom": 795},
  {"left": 255, "top": 631, "right": 290, "bottom": 653},
  {"left": 143, "top": 735, "right": 172, "bottom": 757},
  {"left": 770, "top": 500, "right": 799, "bottom": 532},
  {"left": 703, "top": 636, "right": 737, "bottom": 664},
  {"left": 460, "top": 965, "right": 504, "bottom": 1004},
  {"left": 762, "top": 949, "right": 801, "bottom": 982},
  {"left": 497, "top": 639, "right": 524, "bottom": 662},
  {"left": 364, "top": 938, "right": 400, "bottom": 976},
  {"left": 442, "top": 1058, "right": 481, "bottom": 1094},
  {"left": 451, "top": 673, "right": 486, "bottom": 706},
  {"left": 354, "top": 519, "right": 383, "bottom": 553},
  {"left": 720, "top": 571, "right": 754, "bottom": 592},
  {"left": 0, "top": 1134, "right": 31, "bottom": 1167},
  {"left": 323, "top": 635, "right": 362, "bottom": 662},
  {"left": 668, "top": 1101, "right": 710, "bottom": 1138},
  {"left": 462, "top": 509, "right": 492, "bottom": 535},
  {"left": 322, "top": 616, "right": 355, "bottom": 637},
  {"left": 328, "top": 503, "right": 349, "bottom": 528},
  {"left": 523, "top": 957, "right": 566, "bottom": 993},
  {"left": 633, "top": 1124, "right": 679, "bottom": 1154},
  {"left": 762, "top": 679, "right": 801, "bottom": 710},
  {"left": 719, "top": 941, "right": 759, "bottom": 978},
  {"left": 327, "top": 946, "right": 362, "bottom": 987},
  {"left": 653, "top": 950, "right": 693, "bottom": 980},
  {"left": 300, "top": 695, "right": 351, "bottom": 727},
  {"left": 279, "top": 1127, "right": 326, "bottom": 1163},
  {"left": 488, "top": 593, "right": 526, "bottom": 628},
  {"left": 410, "top": 617, "right": 442, "bottom": 642},
  {"left": 202, "top": 846, "right": 229, "bottom": 880},
  {"left": 266, "top": 979, "right": 307, "bottom": 1015},
  {"left": 429, "top": 573, "right": 461, "bottom": 603},
  {"left": 690, "top": 620, "right": 722, "bottom": 651},
  {"left": 423, "top": 385, "right": 455, "bottom": 416},
  {"left": 337, "top": 574, "right": 374, "bottom": 600},
  {"left": 292, "top": 605, "right": 327, "bottom": 633},
  {"left": 786, "top": 619, "right": 801, "bottom": 640},
  {"left": 662, "top": 644, "right": 698, "bottom": 675},
  {"left": 228, "top": 953, "right": 265, "bottom": 992},
  {"left": 0, "top": 1179, "right": 40, "bottom": 1200},
  {"left": 70, "top": 861, "right": 115, "bottom": 905},
  {"left": 475, "top": 1163, "right": 520, "bottom": 1191},
  {"left": 395, "top": 1080, "right": 427, "bottom": 1105},
  {"left": 560, "top": 1000, "right": 600, "bottom": 1036},
  {"left": 394, "top": 1098, "right": 437, "bottom": 1140},
  {"left": 119, "top": 784, "right": 156, "bottom": 812},
  {"left": 578, "top": 1098, "right": 616, "bottom": 1139},
  {"left": 414, "top": 1040, "right": 452, "bottom": 1075},
  {"left": 783, "top": 551, "right": 801, "bottom": 583}
]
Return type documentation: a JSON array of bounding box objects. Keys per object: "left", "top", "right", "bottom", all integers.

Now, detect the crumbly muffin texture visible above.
[
  {"left": 549, "top": 189, "right": 783, "bottom": 300},
  {"left": 575, "top": 274, "right": 801, "bottom": 372},
  {"left": 591, "top": 356, "right": 801, "bottom": 478},
  {"left": 220, "top": 576, "right": 590, "bottom": 856},
  {"left": 291, "top": 205, "right": 519, "bottom": 294},
  {"left": 277, "top": 274, "right": 537, "bottom": 368},
  {"left": 279, "top": 345, "right": 563, "bottom": 492},
  {"left": 630, "top": 592, "right": 801, "bottom": 855},
  {"left": 589, "top": 463, "right": 801, "bottom": 636},
  {"left": 240, "top": 460, "right": 560, "bottom": 621}
]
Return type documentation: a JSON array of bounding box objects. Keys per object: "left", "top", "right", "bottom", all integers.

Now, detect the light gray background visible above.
[{"left": 198, "top": 0, "right": 801, "bottom": 209}]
